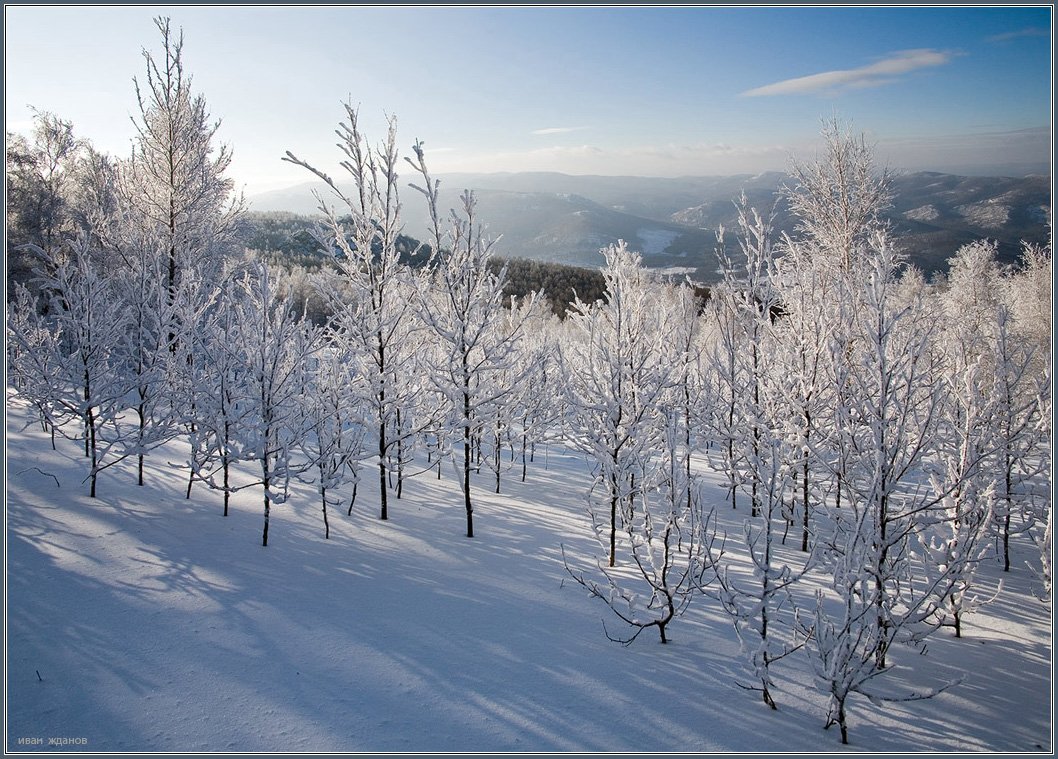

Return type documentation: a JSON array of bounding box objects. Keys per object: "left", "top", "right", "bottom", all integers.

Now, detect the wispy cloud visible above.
[
  {"left": 987, "top": 27, "right": 1048, "bottom": 43},
  {"left": 427, "top": 139, "right": 800, "bottom": 177},
  {"left": 531, "top": 126, "right": 590, "bottom": 136},
  {"left": 740, "top": 49, "right": 955, "bottom": 97}
]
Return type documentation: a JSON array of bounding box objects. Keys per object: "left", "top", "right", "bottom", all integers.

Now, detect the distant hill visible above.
[{"left": 248, "top": 171, "right": 1051, "bottom": 283}]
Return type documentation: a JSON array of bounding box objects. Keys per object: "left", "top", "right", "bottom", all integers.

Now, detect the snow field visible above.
[{"left": 5, "top": 390, "right": 1052, "bottom": 752}]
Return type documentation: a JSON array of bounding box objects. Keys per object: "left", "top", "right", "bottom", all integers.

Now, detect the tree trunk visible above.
[
  {"left": 223, "top": 457, "right": 230, "bottom": 517},
  {"left": 262, "top": 459, "right": 271, "bottom": 547},
  {"left": 321, "top": 483, "right": 330, "bottom": 540},
  {"left": 464, "top": 419, "right": 474, "bottom": 538},
  {"left": 223, "top": 420, "right": 231, "bottom": 517},
  {"left": 1003, "top": 459, "right": 1013, "bottom": 571},
  {"left": 521, "top": 430, "right": 528, "bottom": 482},
  {"left": 802, "top": 432, "right": 811, "bottom": 553},
  {"left": 609, "top": 472, "right": 619, "bottom": 568},
  {"left": 378, "top": 425, "right": 388, "bottom": 521},
  {"left": 494, "top": 426, "right": 502, "bottom": 494},
  {"left": 137, "top": 400, "right": 147, "bottom": 486},
  {"left": 185, "top": 425, "right": 196, "bottom": 500},
  {"left": 87, "top": 407, "right": 98, "bottom": 499}
]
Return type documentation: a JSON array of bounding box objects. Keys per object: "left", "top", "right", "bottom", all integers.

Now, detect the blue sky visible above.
[{"left": 5, "top": 5, "right": 1052, "bottom": 195}]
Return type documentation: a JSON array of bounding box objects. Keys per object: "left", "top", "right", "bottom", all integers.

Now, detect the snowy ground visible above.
[{"left": 5, "top": 388, "right": 1052, "bottom": 753}]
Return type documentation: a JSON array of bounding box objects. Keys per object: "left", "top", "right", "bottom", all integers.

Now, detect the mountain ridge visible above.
[{"left": 248, "top": 170, "right": 1051, "bottom": 282}]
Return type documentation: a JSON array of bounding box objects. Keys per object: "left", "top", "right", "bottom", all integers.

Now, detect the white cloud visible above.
[
  {"left": 987, "top": 27, "right": 1048, "bottom": 43},
  {"left": 531, "top": 126, "right": 589, "bottom": 135},
  {"left": 740, "top": 49, "right": 955, "bottom": 98}
]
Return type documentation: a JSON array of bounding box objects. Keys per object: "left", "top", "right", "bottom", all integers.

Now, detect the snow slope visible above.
[{"left": 5, "top": 389, "right": 1052, "bottom": 752}]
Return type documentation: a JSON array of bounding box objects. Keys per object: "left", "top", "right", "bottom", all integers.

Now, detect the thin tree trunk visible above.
[
  {"left": 87, "top": 406, "right": 98, "bottom": 499},
  {"left": 494, "top": 422, "right": 502, "bottom": 494},
  {"left": 137, "top": 402, "right": 146, "bottom": 486},
  {"left": 223, "top": 456, "right": 230, "bottom": 517},
  {"left": 378, "top": 421, "right": 388, "bottom": 521},
  {"left": 262, "top": 457, "right": 271, "bottom": 547},
  {"left": 1003, "top": 456, "right": 1013, "bottom": 571},
  {"left": 396, "top": 411, "right": 404, "bottom": 500},
  {"left": 609, "top": 471, "right": 619, "bottom": 568},
  {"left": 464, "top": 416, "right": 474, "bottom": 538},
  {"left": 802, "top": 422, "right": 811, "bottom": 553},
  {"left": 321, "top": 482, "right": 330, "bottom": 540},
  {"left": 347, "top": 480, "right": 358, "bottom": 516},
  {"left": 521, "top": 430, "right": 528, "bottom": 482}
]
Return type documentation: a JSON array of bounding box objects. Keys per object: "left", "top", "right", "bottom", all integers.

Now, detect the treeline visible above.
[{"left": 239, "top": 210, "right": 640, "bottom": 318}]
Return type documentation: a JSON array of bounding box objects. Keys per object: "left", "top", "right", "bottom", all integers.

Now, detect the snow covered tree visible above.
[
  {"left": 284, "top": 106, "right": 422, "bottom": 521},
  {"left": 772, "top": 234, "right": 838, "bottom": 553},
  {"left": 5, "top": 109, "right": 84, "bottom": 290},
  {"left": 125, "top": 16, "right": 242, "bottom": 338},
  {"left": 783, "top": 118, "right": 893, "bottom": 275},
  {"left": 413, "top": 179, "right": 535, "bottom": 538},
  {"left": 782, "top": 119, "right": 894, "bottom": 513},
  {"left": 1031, "top": 379, "right": 1052, "bottom": 600},
  {"left": 228, "top": 262, "right": 320, "bottom": 546},
  {"left": 105, "top": 221, "right": 175, "bottom": 487},
  {"left": 659, "top": 279, "right": 708, "bottom": 513},
  {"left": 301, "top": 341, "right": 368, "bottom": 539},
  {"left": 508, "top": 297, "right": 564, "bottom": 483},
  {"left": 706, "top": 197, "right": 777, "bottom": 517},
  {"left": 14, "top": 237, "right": 131, "bottom": 497},
  {"left": 564, "top": 413, "right": 715, "bottom": 645},
  {"left": 801, "top": 232, "right": 968, "bottom": 744},
  {"left": 565, "top": 269, "right": 718, "bottom": 645},
  {"left": 924, "top": 353, "right": 997, "bottom": 638},
  {"left": 1006, "top": 238, "right": 1052, "bottom": 359},
  {"left": 183, "top": 267, "right": 247, "bottom": 516},
  {"left": 564, "top": 242, "right": 672, "bottom": 566},
  {"left": 1001, "top": 240, "right": 1052, "bottom": 580},
  {"left": 704, "top": 229, "right": 748, "bottom": 512},
  {"left": 713, "top": 431, "right": 809, "bottom": 707},
  {"left": 7, "top": 282, "right": 66, "bottom": 448},
  {"left": 704, "top": 200, "right": 814, "bottom": 706}
]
